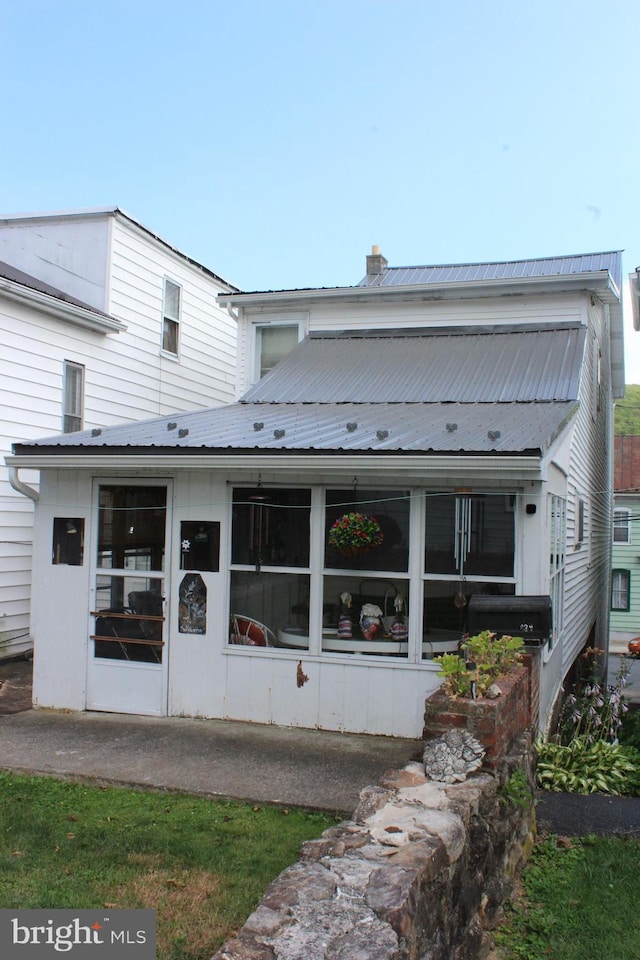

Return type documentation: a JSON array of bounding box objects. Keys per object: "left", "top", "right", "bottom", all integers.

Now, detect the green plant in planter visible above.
[{"left": 434, "top": 630, "right": 524, "bottom": 698}]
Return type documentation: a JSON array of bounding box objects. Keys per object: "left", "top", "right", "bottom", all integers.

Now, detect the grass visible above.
[
  {"left": 0, "top": 772, "right": 337, "bottom": 960},
  {"left": 494, "top": 834, "right": 640, "bottom": 960}
]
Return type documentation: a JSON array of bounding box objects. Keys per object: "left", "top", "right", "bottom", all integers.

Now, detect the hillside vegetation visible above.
[{"left": 616, "top": 385, "right": 640, "bottom": 434}]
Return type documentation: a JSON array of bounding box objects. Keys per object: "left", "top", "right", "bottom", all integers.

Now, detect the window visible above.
[
  {"left": 613, "top": 509, "right": 631, "bottom": 544},
  {"left": 255, "top": 324, "right": 299, "bottom": 379},
  {"left": 422, "top": 492, "right": 516, "bottom": 656},
  {"left": 162, "top": 278, "right": 181, "bottom": 354},
  {"left": 549, "top": 495, "right": 567, "bottom": 646},
  {"left": 611, "top": 570, "right": 630, "bottom": 612},
  {"left": 93, "top": 485, "right": 167, "bottom": 663},
  {"left": 63, "top": 361, "right": 84, "bottom": 433},
  {"left": 575, "top": 497, "right": 585, "bottom": 547}
]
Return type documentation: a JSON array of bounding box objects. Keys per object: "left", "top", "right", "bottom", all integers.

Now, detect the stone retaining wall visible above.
[{"left": 212, "top": 735, "right": 535, "bottom": 960}]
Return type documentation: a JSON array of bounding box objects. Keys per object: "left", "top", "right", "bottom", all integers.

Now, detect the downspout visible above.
[{"left": 8, "top": 466, "right": 39, "bottom": 502}]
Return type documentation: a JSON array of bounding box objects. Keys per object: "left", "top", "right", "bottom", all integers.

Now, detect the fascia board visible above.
[
  {"left": 6, "top": 452, "right": 543, "bottom": 480},
  {"left": 0, "top": 279, "right": 126, "bottom": 333},
  {"left": 218, "top": 272, "right": 620, "bottom": 309}
]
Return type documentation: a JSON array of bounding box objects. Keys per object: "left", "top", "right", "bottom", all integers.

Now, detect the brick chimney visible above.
[{"left": 366, "top": 244, "right": 388, "bottom": 277}]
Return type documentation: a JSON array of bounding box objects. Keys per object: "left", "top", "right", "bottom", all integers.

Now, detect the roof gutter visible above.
[
  {"left": 218, "top": 271, "right": 621, "bottom": 309},
  {"left": 8, "top": 466, "right": 39, "bottom": 502},
  {"left": 0, "top": 277, "right": 126, "bottom": 334}
]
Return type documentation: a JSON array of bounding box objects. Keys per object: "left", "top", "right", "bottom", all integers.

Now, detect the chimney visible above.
[{"left": 366, "top": 244, "right": 388, "bottom": 276}]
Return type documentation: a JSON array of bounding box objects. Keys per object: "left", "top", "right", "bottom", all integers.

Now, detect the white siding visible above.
[
  {"left": 0, "top": 216, "right": 110, "bottom": 310},
  {"left": 1, "top": 211, "right": 238, "bottom": 657},
  {"left": 536, "top": 295, "right": 613, "bottom": 725}
]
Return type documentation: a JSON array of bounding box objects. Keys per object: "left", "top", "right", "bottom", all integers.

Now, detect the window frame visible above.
[
  {"left": 549, "top": 494, "right": 567, "bottom": 648},
  {"left": 613, "top": 508, "right": 631, "bottom": 545},
  {"left": 162, "top": 277, "right": 181, "bottom": 356},
  {"left": 611, "top": 569, "right": 631, "bottom": 612},
  {"left": 63, "top": 360, "right": 85, "bottom": 433},
  {"left": 252, "top": 320, "right": 303, "bottom": 382}
]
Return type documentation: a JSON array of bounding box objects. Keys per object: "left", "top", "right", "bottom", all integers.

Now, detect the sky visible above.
[{"left": 3, "top": 0, "right": 640, "bottom": 378}]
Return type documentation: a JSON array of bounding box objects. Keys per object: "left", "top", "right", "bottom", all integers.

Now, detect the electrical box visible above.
[{"left": 467, "top": 595, "right": 551, "bottom": 643}]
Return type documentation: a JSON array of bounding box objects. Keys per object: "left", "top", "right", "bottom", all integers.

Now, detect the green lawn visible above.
[
  {"left": 494, "top": 834, "right": 640, "bottom": 960},
  {"left": 0, "top": 772, "right": 337, "bottom": 960}
]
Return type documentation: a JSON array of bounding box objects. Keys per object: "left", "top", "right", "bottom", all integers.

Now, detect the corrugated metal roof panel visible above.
[
  {"left": 15, "top": 400, "right": 576, "bottom": 457},
  {"left": 242, "top": 325, "right": 585, "bottom": 403},
  {"left": 357, "top": 251, "right": 622, "bottom": 293}
]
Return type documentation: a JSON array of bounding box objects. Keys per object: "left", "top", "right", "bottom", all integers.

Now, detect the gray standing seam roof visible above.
[
  {"left": 357, "top": 251, "right": 622, "bottom": 294},
  {"left": 243, "top": 324, "right": 585, "bottom": 404},
  {"left": 13, "top": 324, "right": 584, "bottom": 459}
]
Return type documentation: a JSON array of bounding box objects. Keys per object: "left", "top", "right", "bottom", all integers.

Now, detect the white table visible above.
[{"left": 275, "top": 627, "right": 461, "bottom": 656}]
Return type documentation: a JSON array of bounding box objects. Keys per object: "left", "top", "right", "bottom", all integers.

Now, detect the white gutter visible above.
[
  {"left": 6, "top": 452, "right": 543, "bottom": 480},
  {"left": 0, "top": 278, "right": 126, "bottom": 334},
  {"left": 8, "top": 466, "right": 39, "bottom": 502},
  {"left": 218, "top": 272, "right": 621, "bottom": 309}
]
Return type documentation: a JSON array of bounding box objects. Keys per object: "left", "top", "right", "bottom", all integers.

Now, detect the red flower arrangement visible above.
[{"left": 328, "top": 512, "right": 384, "bottom": 557}]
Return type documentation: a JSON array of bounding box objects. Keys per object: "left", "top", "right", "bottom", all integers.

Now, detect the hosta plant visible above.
[{"left": 535, "top": 737, "right": 640, "bottom": 796}]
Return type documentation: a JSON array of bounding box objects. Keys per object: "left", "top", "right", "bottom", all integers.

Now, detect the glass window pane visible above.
[
  {"left": 421, "top": 580, "right": 515, "bottom": 660},
  {"left": 98, "top": 486, "right": 167, "bottom": 572},
  {"left": 319, "top": 574, "right": 409, "bottom": 657},
  {"left": 325, "top": 489, "right": 410, "bottom": 572},
  {"left": 164, "top": 279, "right": 180, "bottom": 320},
  {"left": 232, "top": 487, "right": 310, "bottom": 568},
  {"left": 163, "top": 317, "right": 179, "bottom": 353},
  {"left": 229, "top": 570, "right": 310, "bottom": 649},
  {"left": 425, "top": 494, "right": 514, "bottom": 577},
  {"left": 93, "top": 574, "right": 164, "bottom": 663},
  {"left": 259, "top": 325, "right": 299, "bottom": 377}
]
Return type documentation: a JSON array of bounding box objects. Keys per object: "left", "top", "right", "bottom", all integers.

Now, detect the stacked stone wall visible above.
[{"left": 212, "top": 736, "right": 535, "bottom": 960}]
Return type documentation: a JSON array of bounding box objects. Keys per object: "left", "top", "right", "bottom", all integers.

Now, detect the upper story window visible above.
[
  {"left": 613, "top": 508, "right": 631, "bottom": 544},
  {"left": 255, "top": 323, "right": 299, "bottom": 379},
  {"left": 162, "top": 278, "right": 181, "bottom": 355},
  {"left": 63, "top": 360, "right": 84, "bottom": 433}
]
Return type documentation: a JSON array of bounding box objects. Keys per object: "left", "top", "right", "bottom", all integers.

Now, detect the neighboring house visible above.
[
  {"left": 0, "top": 208, "right": 238, "bottom": 658},
  {"left": 6, "top": 248, "right": 624, "bottom": 736},
  {"left": 610, "top": 435, "right": 640, "bottom": 651}
]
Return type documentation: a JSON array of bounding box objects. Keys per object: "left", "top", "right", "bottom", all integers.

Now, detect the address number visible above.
[{"left": 519, "top": 623, "right": 535, "bottom": 632}]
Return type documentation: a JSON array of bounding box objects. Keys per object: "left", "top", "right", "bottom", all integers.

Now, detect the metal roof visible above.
[
  {"left": 12, "top": 400, "right": 576, "bottom": 457},
  {"left": 357, "top": 251, "right": 622, "bottom": 295},
  {"left": 242, "top": 324, "right": 586, "bottom": 404},
  {"left": 12, "top": 325, "right": 583, "bottom": 459}
]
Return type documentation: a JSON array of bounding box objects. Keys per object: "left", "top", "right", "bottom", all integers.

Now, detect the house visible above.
[
  {"left": 0, "top": 208, "right": 238, "bottom": 658},
  {"left": 610, "top": 435, "right": 640, "bottom": 652},
  {"left": 6, "top": 247, "right": 624, "bottom": 735}
]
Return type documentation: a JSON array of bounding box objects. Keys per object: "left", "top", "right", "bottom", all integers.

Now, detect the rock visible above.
[
  {"left": 485, "top": 684, "right": 502, "bottom": 699},
  {"left": 423, "top": 731, "right": 485, "bottom": 783}
]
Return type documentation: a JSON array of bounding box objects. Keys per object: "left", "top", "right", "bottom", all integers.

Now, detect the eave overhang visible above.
[
  {"left": 6, "top": 450, "right": 544, "bottom": 482},
  {"left": 218, "top": 271, "right": 621, "bottom": 309}
]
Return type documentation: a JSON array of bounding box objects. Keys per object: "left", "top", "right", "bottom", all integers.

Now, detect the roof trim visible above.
[
  {"left": 218, "top": 270, "right": 621, "bottom": 308},
  {"left": 6, "top": 450, "right": 543, "bottom": 480}
]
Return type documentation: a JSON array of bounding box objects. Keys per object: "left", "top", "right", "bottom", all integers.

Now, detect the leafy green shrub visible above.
[
  {"left": 499, "top": 767, "right": 533, "bottom": 809},
  {"left": 535, "top": 738, "right": 640, "bottom": 795},
  {"left": 435, "top": 630, "right": 524, "bottom": 698},
  {"left": 619, "top": 706, "right": 640, "bottom": 750}
]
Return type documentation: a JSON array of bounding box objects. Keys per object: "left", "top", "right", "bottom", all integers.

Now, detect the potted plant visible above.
[
  {"left": 425, "top": 631, "right": 529, "bottom": 770},
  {"left": 327, "top": 511, "right": 383, "bottom": 558}
]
